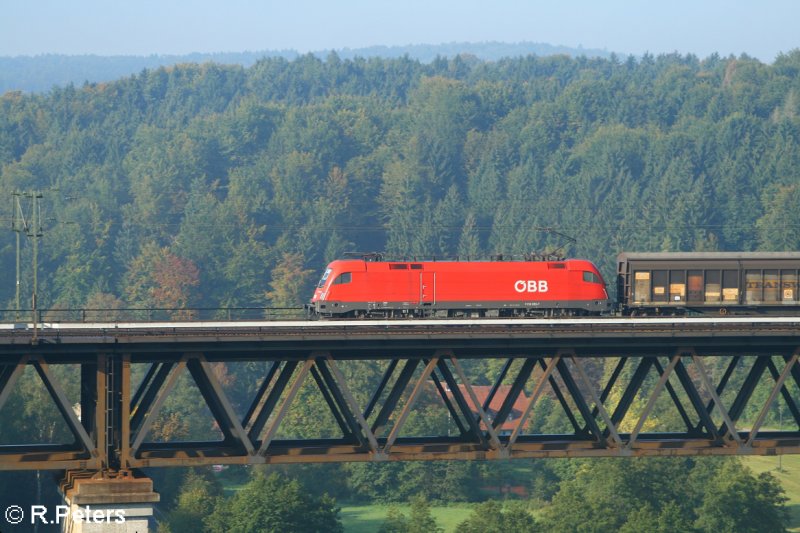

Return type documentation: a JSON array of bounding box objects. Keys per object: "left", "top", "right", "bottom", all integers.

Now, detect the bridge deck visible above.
[
  {"left": 1, "top": 316, "right": 799, "bottom": 358},
  {"left": 1, "top": 317, "right": 799, "bottom": 470}
]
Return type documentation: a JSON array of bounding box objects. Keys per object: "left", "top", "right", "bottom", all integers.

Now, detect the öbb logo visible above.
[{"left": 514, "top": 280, "right": 549, "bottom": 293}]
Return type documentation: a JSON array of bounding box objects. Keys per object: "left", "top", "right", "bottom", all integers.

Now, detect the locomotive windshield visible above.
[{"left": 317, "top": 268, "right": 332, "bottom": 288}]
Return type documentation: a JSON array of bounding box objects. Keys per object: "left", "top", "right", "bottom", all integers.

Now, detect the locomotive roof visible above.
[
  {"left": 334, "top": 257, "right": 588, "bottom": 263},
  {"left": 338, "top": 252, "right": 581, "bottom": 263}
]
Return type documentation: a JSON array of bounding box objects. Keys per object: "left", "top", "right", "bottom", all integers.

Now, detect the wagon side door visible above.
[{"left": 420, "top": 271, "right": 436, "bottom": 304}]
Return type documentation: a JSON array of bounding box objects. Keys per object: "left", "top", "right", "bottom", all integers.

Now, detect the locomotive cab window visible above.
[
  {"left": 333, "top": 272, "right": 352, "bottom": 285},
  {"left": 583, "top": 271, "right": 601, "bottom": 284}
]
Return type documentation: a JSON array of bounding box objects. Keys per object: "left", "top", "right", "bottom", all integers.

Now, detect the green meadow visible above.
[
  {"left": 744, "top": 454, "right": 800, "bottom": 532},
  {"left": 340, "top": 503, "right": 477, "bottom": 533}
]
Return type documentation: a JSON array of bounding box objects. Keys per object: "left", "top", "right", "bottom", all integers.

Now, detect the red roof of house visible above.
[{"left": 447, "top": 385, "right": 531, "bottom": 432}]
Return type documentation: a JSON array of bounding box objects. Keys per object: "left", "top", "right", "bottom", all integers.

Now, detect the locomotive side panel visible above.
[
  {"left": 309, "top": 258, "right": 609, "bottom": 317},
  {"left": 427, "top": 261, "right": 607, "bottom": 310}
]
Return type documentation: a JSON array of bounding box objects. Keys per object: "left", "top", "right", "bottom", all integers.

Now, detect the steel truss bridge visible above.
[{"left": 0, "top": 317, "right": 799, "bottom": 472}]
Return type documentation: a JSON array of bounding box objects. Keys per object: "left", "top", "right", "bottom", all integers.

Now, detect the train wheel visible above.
[{"left": 719, "top": 307, "right": 728, "bottom": 316}]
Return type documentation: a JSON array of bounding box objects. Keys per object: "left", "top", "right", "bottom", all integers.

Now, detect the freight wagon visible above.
[{"left": 617, "top": 252, "right": 800, "bottom": 315}]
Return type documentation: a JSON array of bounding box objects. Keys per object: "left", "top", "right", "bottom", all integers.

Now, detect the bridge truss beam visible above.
[{"left": 1, "top": 343, "right": 799, "bottom": 470}]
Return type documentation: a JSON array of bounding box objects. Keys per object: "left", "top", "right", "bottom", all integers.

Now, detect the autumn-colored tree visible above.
[
  {"left": 265, "top": 252, "right": 314, "bottom": 308},
  {"left": 123, "top": 242, "right": 200, "bottom": 317},
  {"left": 83, "top": 291, "right": 126, "bottom": 321}
]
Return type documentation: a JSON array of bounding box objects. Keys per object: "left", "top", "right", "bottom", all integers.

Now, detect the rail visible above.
[{"left": 0, "top": 306, "right": 305, "bottom": 323}]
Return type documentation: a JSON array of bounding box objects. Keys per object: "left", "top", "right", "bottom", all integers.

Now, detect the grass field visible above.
[
  {"left": 222, "top": 456, "right": 800, "bottom": 532},
  {"left": 340, "top": 503, "right": 476, "bottom": 533},
  {"left": 743, "top": 454, "right": 800, "bottom": 532},
  {"left": 340, "top": 457, "right": 800, "bottom": 532}
]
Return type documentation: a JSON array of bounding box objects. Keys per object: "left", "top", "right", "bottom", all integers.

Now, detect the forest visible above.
[
  {"left": 0, "top": 42, "right": 612, "bottom": 94},
  {"left": 1, "top": 50, "right": 800, "bottom": 531},
  {"left": 1, "top": 50, "right": 800, "bottom": 317}
]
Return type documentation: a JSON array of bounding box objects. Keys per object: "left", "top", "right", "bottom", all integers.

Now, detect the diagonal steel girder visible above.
[
  {"left": 185, "top": 356, "right": 254, "bottom": 455},
  {"left": 651, "top": 358, "right": 695, "bottom": 431},
  {"left": 671, "top": 357, "right": 721, "bottom": 442},
  {"left": 764, "top": 358, "right": 800, "bottom": 424},
  {"left": 626, "top": 353, "right": 682, "bottom": 450},
  {"left": 506, "top": 355, "right": 561, "bottom": 449},
  {"left": 0, "top": 355, "right": 29, "bottom": 413},
  {"left": 691, "top": 353, "right": 744, "bottom": 447},
  {"left": 4, "top": 344, "right": 800, "bottom": 471},
  {"left": 570, "top": 354, "right": 623, "bottom": 448},
  {"left": 310, "top": 364, "right": 356, "bottom": 441},
  {"left": 428, "top": 361, "right": 470, "bottom": 436},
  {"left": 539, "top": 358, "right": 584, "bottom": 434},
  {"left": 0, "top": 355, "right": 98, "bottom": 462},
  {"left": 431, "top": 355, "right": 490, "bottom": 448},
  {"left": 746, "top": 352, "right": 800, "bottom": 446}
]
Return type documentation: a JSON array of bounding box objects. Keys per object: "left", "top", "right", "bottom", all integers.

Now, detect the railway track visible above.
[{"left": 0, "top": 317, "right": 798, "bottom": 358}]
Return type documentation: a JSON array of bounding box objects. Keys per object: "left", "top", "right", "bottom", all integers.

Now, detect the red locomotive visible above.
[{"left": 307, "top": 254, "right": 610, "bottom": 318}]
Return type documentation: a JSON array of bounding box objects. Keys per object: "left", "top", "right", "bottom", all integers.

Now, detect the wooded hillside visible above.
[
  {"left": 2, "top": 51, "right": 799, "bottom": 531},
  {"left": 1, "top": 51, "right": 800, "bottom": 313}
]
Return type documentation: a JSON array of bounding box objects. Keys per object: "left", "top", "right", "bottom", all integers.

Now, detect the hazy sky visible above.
[{"left": 2, "top": 0, "right": 798, "bottom": 62}]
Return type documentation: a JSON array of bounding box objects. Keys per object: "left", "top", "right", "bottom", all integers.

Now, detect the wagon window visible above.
[
  {"left": 652, "top": 270, "right": 668, "bottom": 302},
  {"left": 669, "top": 271, "right": 686, "bottom": 302},
  {"left": 722, "top": 270, "right": 739, "bottom": 302},
  {"left": 782, "top": 271, "right": 797, "bottom": 302},
  {"left": 389, "top": 264, "right": 408, "bottom": 270},
  {"left": 688, "top": 270, "right": 703, "bottom": 303},
  {"left": 746, "top": 270, "right": 762, "bottom": 303},
  {"left": 333, "top": 272, "right": 352, "bottom": 285},
  {"left": 704, "top": 270, "right": 721, "bottom": 303},
  {"left": 764, "top": 270, "right": 780, "bottom": 302},
  {"left": 633, "top": 271, "right": 651, "bottom": 303}
]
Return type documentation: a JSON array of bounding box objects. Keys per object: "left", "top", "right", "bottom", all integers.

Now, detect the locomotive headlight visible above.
[{"left": 320, "top": 291, "right": 327, "bottom": 301}]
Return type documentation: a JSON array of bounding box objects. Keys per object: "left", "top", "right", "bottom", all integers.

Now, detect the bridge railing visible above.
[{"left": 0, "top": 307, "right": 305, "bottom": 323}]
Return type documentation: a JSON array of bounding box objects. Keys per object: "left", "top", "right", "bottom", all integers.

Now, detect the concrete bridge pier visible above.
[{"left": 60, "top": 471, "right": 160, "bottom": 533}]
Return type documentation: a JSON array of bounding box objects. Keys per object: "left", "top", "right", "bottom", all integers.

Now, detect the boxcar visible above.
[
  {"left": 308, "top": 257, "right": 610, "bottom": 318},
  {"left": 617, "top": 252, "right": 800, "bottom": 315}
]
